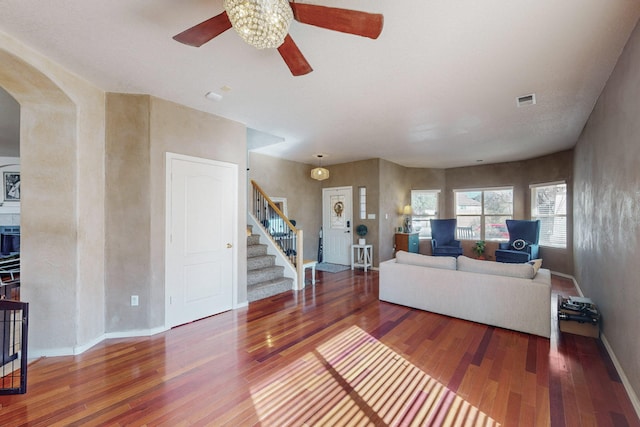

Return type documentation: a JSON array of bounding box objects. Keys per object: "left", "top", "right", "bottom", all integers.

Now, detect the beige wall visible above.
[
  {"left": 249, "top": 155, "right": 382, "bottom": 265},
  {"left": 249, "top": 154, "right": 385, "bottom": 265},
  {"left": 321, "top": 159, "right": 381, "bottom": 265},
  {"left": 249, "top": 152, "right": 573, "bottom": 273},
  {"left": 105, "top": 94, "right": 247, "bottom": 332},
  {"left": 1, "top": 29, "right": 247, "bottom": 353},
  {"left": 573, "top": 20, "right": 640, "bottom": 403},
  {"left": 404, "top": 166, "right": 447, "bottom": 256},
  {"left": 105, "top": 94, "right": 151, "bottom": 331},
  {"left": 149, "top": 97, "right": 247, "bottom": 313},
  {"left": 0, "top": 31, "right": 106, "bottom": 354},
  {"left": 377, "top": 152, "right": 573, "bottom": 273},
  {"left": 379, "top": 160, "right": 415, "bottom": 261},
  {"left": 445, "top": 151, "right": 573, "bottom": 273}
]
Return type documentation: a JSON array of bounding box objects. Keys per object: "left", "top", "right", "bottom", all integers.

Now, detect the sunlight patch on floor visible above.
[{"left": 250, "top": 326, "right": 500, "bottom": 426}]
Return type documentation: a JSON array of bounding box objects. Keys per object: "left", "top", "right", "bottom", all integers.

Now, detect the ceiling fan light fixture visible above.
[{"left": 224, "top": 0, "right": 293, "bottom": 49}]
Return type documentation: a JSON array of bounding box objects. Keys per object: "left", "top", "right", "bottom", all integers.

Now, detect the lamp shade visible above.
[
  {"left": 403, "top": 205, "right": 412, "bottom": 215},
  {"left": 311, "top": 167, "right": 330, "bottom": 181}
]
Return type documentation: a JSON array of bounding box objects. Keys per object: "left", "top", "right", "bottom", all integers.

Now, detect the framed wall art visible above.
[{"left": 4, "top": 172, "right": 20, "bottom": 202}]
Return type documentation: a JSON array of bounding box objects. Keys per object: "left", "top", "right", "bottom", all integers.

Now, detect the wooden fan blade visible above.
[
  {"left": 173, "top": 11, "right": 232, "bottom": 47},
  {"left": 277, "top": 34, "right": 313, "bottom": 76},
  {"left": 290, "top": 3, "right": 383, "bottom": 39}
]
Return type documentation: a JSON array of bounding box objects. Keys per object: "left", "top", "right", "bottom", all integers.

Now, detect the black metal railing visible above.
[
  {"left": 0, "top": 298, "right": 28, "bottom": 394},
  {"left": 251, "top": 180, "right": 303, "bottom": 287}
]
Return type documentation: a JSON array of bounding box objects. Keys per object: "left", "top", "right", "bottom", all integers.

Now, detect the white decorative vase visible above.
[{"left": 359, "top": 238, "right": 366, "bottom": 245}]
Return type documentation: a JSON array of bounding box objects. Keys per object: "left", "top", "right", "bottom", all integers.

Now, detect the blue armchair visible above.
[
  {"left": 430, "top": 219, "right": 463, "bottom": 257},
  {"left": 495, "top": 219, "right": 540, "bottom": 263}
]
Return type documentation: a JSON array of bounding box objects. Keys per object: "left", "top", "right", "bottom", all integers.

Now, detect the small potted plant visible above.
[
  {"left": 356, "top": 224, "right": 368, "bottom": 245},
  {"left": 473, "top": 240, "right": 486, "bottom": 260}
]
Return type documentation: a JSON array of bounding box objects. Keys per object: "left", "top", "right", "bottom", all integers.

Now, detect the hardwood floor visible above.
[{"left": 1, "top": 269, "right": 638, "bottom": 426}]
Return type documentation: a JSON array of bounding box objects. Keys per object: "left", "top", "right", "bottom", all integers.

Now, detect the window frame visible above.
[
  {"left": 530, "top": 181, "right": 567, "bottom": 248},
  {"left": 410, "top": 189, "right": 440, "bottom": 239},
  {"left": 454, "top": 186, "right": 513, "bottom": 241},
  {"left": 359, "top": 186, "right": 367, "bottom": 220}
]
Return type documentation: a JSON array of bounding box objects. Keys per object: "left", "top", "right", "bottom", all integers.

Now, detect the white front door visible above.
[
  {"left": 322, "top": 187, "right": 353, "bottom": 265},
  {"left": 165, "top": 153, "right": 237, "bottom": 328}
]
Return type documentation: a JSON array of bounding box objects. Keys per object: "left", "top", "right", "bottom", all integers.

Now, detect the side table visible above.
[
  {"left": 351, "top": 244, "right": 373, "bottom": 272},
  {"left": 557, "top": 296, "right": 600, "bottom": 338},
  {"left": 303, "top": 260, "right": 317, "bottom": 285}
]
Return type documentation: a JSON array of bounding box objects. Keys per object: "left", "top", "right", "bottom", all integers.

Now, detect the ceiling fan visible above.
[{"left": 173, "top": 0, "right": 384, "bottom": 76}]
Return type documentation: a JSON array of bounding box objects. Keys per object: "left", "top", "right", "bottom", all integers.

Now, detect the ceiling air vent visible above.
[{"left": 517, "top": 93, "right": 536, "bottom": 107}]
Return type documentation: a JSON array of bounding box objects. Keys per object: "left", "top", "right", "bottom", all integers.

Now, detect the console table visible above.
[{"left": 351, "top": 244, "right": 373, "bottom": 272}]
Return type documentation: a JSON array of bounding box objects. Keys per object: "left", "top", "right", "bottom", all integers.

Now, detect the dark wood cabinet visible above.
[{"left": 395, "top": 232, "right": 419, "bottom": 254}]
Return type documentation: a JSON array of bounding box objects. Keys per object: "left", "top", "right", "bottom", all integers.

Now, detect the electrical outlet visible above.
[{"left": 131, "top": 295, "right": 139, "bottom": 306}]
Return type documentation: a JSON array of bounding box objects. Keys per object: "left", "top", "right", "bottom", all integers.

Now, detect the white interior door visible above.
[
  {"left": 165, "top": 153, "right": 237, "bottom": 328},
  {"left": 322, "top": 187, "right": 353, "bottom": 265}
]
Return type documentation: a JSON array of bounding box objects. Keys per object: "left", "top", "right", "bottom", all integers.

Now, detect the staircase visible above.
[{"left": 247, "top": 228, "right": 294, "bottom": 302}]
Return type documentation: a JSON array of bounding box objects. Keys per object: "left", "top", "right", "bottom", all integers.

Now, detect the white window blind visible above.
[
  {"left": 531, "top": 182, "right": 567, "bottom": 248},
  {"left": 410, "top": 190, "right": 440, "bottom": 238}
]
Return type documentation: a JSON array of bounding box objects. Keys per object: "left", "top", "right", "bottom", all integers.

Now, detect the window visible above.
[
  {"left": 531, "top": 182, "right": 567, "bottom": 248},
  {"left": 410, "top": 190, "right": 439, "bottom": 238},
  {"left": 454, "top": 187, "right": 513, "bottom": 240},
  {"left": 359, "top": 187, "right": 366, "bottom": 220}
]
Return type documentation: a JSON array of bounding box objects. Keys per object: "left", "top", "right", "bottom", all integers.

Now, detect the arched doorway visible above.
[
  {"left": 0, "top": 45, "right": 104, "bottom": 356},
  {"left": 0, "top": 87, "right": 21, "bottom": 254}
]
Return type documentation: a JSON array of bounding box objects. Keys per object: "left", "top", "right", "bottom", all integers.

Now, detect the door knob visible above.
[{"left": 226, "top": 243, "right": 233, "bottom": 248}]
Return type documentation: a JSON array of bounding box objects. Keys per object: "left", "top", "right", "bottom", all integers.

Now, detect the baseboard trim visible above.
[
  {"left": 552, "top": 271, "right": 640, "bottom": 420},
  {"left": 73, "top": 334, "right": 107, "bottom": 355},
  {"left": 29, "top": 326, "right": 169, "bottom": 359},
  {"left": 105, "top": 326, "right": 168, "bottom": 340},
  {"left": 29, "top": 346, "right": 83, "bottom": 359},
  {"left": 601, "top": 332, "right": 640, "bottom": 419}
]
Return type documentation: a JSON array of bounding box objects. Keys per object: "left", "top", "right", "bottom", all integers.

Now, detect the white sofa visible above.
[{"left": 379, "top": 252, "right": 552, "bottom": 338}]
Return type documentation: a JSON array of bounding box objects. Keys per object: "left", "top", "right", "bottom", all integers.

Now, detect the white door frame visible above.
[
  {"left": 322, "top": 186, "right": 353, "bottom": 265},
  {"left": 164, "top": 152, "right": 238, "bottom": 329}
]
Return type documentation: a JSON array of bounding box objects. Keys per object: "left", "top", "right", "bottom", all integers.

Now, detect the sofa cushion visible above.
[
  {"left": 395, "top": 251, "right": 457, "bottom": 270},
  {"left": 457, "top": 255, "right": 535, "bottom": 279}
]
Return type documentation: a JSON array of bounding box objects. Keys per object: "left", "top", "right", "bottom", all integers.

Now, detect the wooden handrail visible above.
[
  {"left": 251, "top": 180, "right": 305, "bottom": 289},
  {"left": 251, "top": 180, "right": 298, "bottom": 231}
]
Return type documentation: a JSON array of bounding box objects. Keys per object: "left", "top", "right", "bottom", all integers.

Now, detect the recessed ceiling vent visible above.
[{"left": 517, "top": 93, "right": 536, "bottom": 107}]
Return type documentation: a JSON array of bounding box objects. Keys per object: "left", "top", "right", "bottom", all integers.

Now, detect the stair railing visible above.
[
  {"left": 0, "top": 298, "right": 28, "bottom": 394},
  {"left": 251, "top": 180, "right": 304, "bottom": 289}
]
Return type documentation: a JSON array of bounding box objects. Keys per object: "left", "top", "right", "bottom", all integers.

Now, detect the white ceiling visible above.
[{"left": 1, "top": 1, "right": 639, "bottom": 168}]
